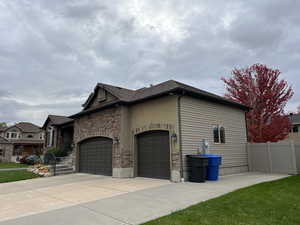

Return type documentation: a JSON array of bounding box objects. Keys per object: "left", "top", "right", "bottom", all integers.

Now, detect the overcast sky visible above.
[{"left": 1, "top": 0, "right": 300, "bottom": 126}]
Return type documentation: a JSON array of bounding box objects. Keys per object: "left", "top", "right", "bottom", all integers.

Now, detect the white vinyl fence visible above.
[{"left": 247, "top": 141, "right": 300, "bottom": 175}]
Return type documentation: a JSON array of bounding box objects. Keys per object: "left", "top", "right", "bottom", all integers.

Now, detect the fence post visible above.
[
  {"left": 247, "top": 143, "right": 253, "bottom": 172},
  {"left": 290, "top": 140, "right": 297, "bottom": 175},
  {"left": 267, "top": 142, "right": 273, "bottom": 173}
]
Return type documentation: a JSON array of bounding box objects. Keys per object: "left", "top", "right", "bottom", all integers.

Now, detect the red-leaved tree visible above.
[{"left": 222, "top": 64, "right": 294, "bottom": 143}]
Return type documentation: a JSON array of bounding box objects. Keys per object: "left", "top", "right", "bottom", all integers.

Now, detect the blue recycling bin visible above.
[{"left": 202, "top": 154, "right": 222, "bottom": 181}]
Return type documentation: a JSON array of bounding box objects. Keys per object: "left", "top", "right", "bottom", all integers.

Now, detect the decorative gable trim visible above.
[{"left": 82, "top": 85, "right": 118, "bottom": 110}]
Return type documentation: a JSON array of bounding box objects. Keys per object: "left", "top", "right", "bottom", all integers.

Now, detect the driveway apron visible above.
[{"left": 0, "top": 172, "right": 288, "bottom": 225}]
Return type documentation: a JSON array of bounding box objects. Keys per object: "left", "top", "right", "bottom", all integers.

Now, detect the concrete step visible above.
[
  {"left": 49, "top": 164, "right": 74, "bottom": 176},
  {"left": 55, "top": 164, "right": 73, "bottom": 169},
  {"left": 53, "top": 166, "right": 73, "bottom": 176},
  {"left": 54, "top": 170, "right": 74, "bottom": 176},
  {"left": 55, "top": 167, "right": 73, "bottom": 172}
]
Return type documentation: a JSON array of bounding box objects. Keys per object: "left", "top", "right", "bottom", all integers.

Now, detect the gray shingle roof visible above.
[
  {"left": 89, "top": 80, "right": 248, "bottom": 105},
  {"left": 48, "top": 115, "right": 73, "bottom": 125},
  {"left": 14, "top": 122, "right": 41, "bottom": 133},
  {"left": 289, "top": 114, "right": 300, "bottom": 125},
  {"left": 73, "top": 80, "right": 250, "bottom": 118},
  {"left": 42, "top": 115, "right": 74, "bottom": 129}
]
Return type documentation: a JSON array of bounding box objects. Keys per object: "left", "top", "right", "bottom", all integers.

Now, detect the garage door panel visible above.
[
  {"left": 79, "top": 137, "right": 112, "bottom": 176},
  {"left": 137, "top": 131, "right": 170, "bottom": 179}
]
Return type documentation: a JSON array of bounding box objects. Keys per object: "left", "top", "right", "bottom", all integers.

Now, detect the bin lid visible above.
[
  {"left": 187, "top": 155, "right": 209, "bottom": 159},
  {"left": 201, "top": 154, "right": 221, "bottom": 158}
]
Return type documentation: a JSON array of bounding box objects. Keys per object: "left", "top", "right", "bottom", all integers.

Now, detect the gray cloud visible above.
[{"left": 0, "top": 0, "right": 299, "bottom": 125}]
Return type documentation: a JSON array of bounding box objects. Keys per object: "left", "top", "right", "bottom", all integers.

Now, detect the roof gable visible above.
[{"left": 82, "top": 84, "right": 135, "bottom": 110}]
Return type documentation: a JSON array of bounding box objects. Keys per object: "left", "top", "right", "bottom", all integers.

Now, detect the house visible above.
[
  {"left": 62, "top": 80, "right": 249, "bottom": 182},
  {"left": 42, "top": 115, "right": 74, "bottom": 154},
  {"left": 0, "top": 122, "right": 44, "bottom": 162},
  {"left": 0, "top": 126, "right": 6, "bottom": 137},
  {"left": 288, "top": 113, "right": 300, "bottom": 141},
  {"left": 0, "top": 137, "right": 14, "bottom": 162}
]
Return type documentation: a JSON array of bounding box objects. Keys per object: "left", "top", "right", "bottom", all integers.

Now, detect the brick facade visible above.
[
  {"left": 73, "top": 96, "right": 181, "bottom": 181},
  {"left": 73, "top": 106, "right": 125, "bottom": 170}
]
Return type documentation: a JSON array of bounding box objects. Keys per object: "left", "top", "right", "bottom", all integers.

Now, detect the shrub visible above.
[{"left": 47, "top": 148, "right": 67, "bottom": 157}]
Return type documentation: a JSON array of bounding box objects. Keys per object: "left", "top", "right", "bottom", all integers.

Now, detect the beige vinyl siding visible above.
[{"left": 180, "top": 96, "right": 248, "bottom": 179}]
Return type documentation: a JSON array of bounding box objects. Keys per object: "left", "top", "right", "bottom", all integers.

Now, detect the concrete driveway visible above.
[{"left": 0, "top": 172, "right": 287, "bottom": 225}]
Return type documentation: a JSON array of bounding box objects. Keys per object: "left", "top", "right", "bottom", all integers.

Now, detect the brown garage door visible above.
[
  {"left": 79, "top": 137, "right": 112, "bottom": 176},
  {"left": 137, "top": 131, "right": 170, "bottom": 179}
]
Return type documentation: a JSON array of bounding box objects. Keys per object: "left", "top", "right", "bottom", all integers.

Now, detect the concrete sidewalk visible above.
[
  {"left": 0, "top": 172, "right": 288, "bottom": 225},
  {"left": 0, "top": 168, "right": 28, "bottom": 171}
]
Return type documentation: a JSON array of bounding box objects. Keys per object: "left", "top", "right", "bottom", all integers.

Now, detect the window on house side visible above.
[
  {"left": 293, "top": 126, "right": 299, "bottom": 133},
  {"left": 8, "top": 132, "right": 19, "bottom": 139},
  {"left": 213, "top": 125, "right": 226, "bottom": 144},
  {"left": 213, "top": 126, "right": 219, "bottom": 143},
  {"left": 47, "top": 127, "right": 54, "bottom": 147},
  {"left": 27, "top": 135, "right": 33, "bottom": 138},
  {"left": 0, "top": 149, "right": 4, "bottom": 157},
  {"left": 220, "top": 126, "right": 226, "bottom": 143}
]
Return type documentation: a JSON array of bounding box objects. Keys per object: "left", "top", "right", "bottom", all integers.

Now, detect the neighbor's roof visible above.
[
  {"left": 3, "top": 122, "right": 41, "bottom": 133},
  {"left": 289, "top": 114, "right": 300, "bottom": 125},
  {"left": 42, "top": 115, "right": 74, "bottom": 129},
  {"left": 0, "top": 127, "right": 6, "bottom": 132},
  {"left": 73, "top": 80, "right": 250, "bottom": 118},
  {"left": 14, "top": 122, "right": 41, "bottom": 133}
]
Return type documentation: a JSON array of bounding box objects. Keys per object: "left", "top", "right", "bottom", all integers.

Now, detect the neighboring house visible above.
[
  {"left": 0, "top": 137, "right": 13, "bottom": 162},
  {"left": 67, "top": 80, "right": 249, "bottom": 182},
  {"left": 0, "top": 122, "right": 44, "bottom": 162},
  {"left": 0, "top": 127, "right": 6, "bottom": 138},
  {"left": 42, "top": 115, "right": 74, "bottom": 153},
  {"left": 288, "top": 113, "right": 300, "bottom": 141}
]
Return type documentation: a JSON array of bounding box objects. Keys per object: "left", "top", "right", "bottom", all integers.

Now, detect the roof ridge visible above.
[
  {"left": 97, "top": 82, "right": 135, "bottom": 92},
  {"left": 49, "top": 114, "right": 71, "bottom": 118}
]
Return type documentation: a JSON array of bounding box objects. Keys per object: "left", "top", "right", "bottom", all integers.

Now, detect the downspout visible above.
[{"left": 177, "top": 94, "right": 184, "bottom": 182}]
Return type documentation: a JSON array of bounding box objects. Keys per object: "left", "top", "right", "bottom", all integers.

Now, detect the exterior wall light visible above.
[
  {"left": 114, "top": 137, "right": 119, "bottom": 144},
  {"left": 171, "top": 133, "right": 177, "bottom": 142}
]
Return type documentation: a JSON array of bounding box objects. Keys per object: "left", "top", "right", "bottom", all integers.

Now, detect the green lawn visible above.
[
  {"left": 0, "top": 170, "right": 40, "bottom": 183},
  {"left": 143, "top": 175, "right": 300, "bottom": 225},
  {"left": 0, "top": 162, "right": 28, "bottom": 169}
]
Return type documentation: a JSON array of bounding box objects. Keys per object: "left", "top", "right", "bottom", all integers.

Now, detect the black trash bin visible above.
[{"left": 186, "top": 155, "right": 209, "bottom": 182}]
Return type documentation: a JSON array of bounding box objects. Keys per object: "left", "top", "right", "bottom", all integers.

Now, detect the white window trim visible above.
[
  {"left": 6, "top": 132, "right": 20, "bottom": 139},
  {"left": 47, "top": 126, "right": 54, "bottom": 147},
  {"left": 213, "top": 125, "right": 226, "bottom": 144}
]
